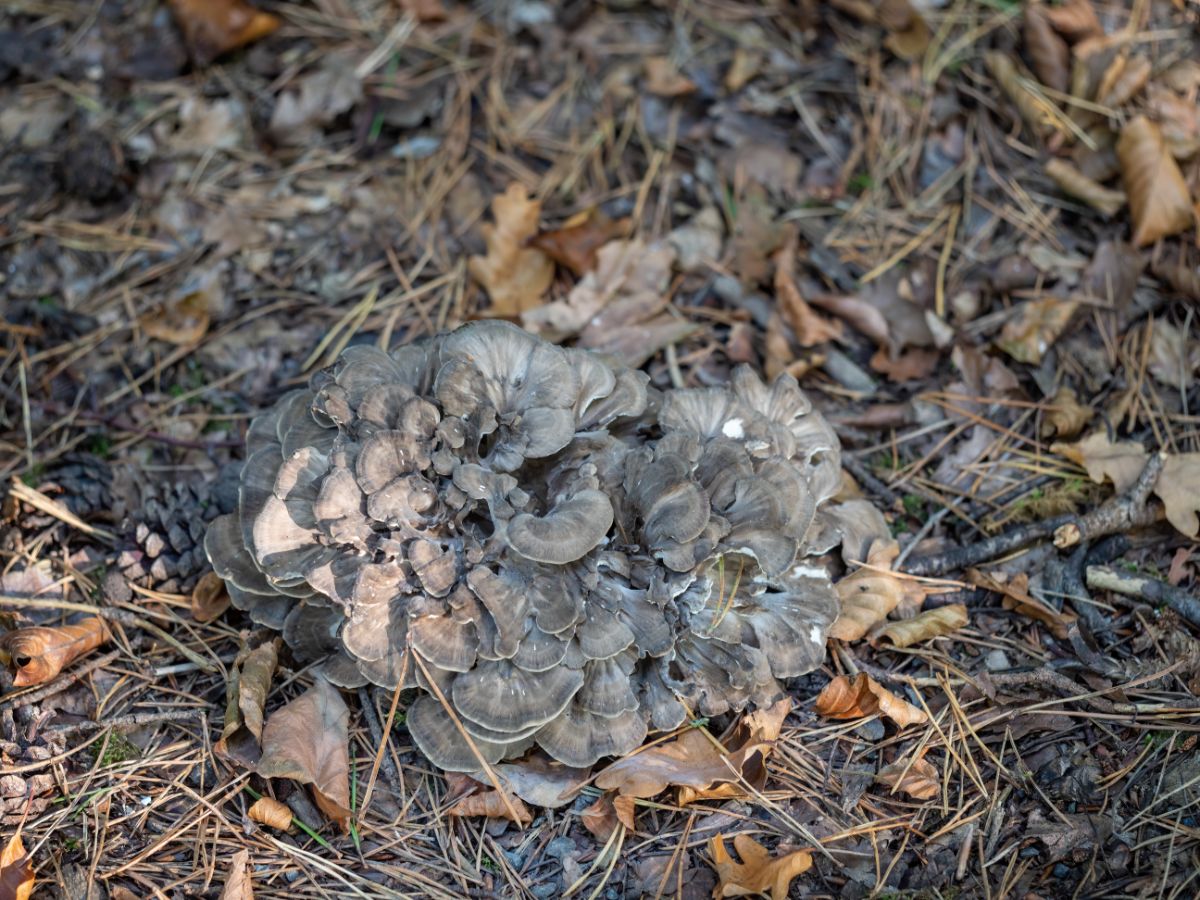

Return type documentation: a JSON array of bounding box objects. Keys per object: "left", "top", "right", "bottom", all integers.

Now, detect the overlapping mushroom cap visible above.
[{"left": 206, "top": 321, "right": 843, "bottom": 771}]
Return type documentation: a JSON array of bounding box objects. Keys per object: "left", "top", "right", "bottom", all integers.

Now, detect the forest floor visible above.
[{"left": 2, "top": 0, "right": 1200, "bottom": 897}]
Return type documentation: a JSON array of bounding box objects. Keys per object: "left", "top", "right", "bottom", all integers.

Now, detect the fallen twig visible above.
[
  {"left": 1086, "top": 565, "right": 1200, "bottom": 628},
  {"left": 903, "top": 514, "right": 1075, "bottom": 577},
  {"left": 1054, "top": 452, "right": 1165, "bottom": 549}
]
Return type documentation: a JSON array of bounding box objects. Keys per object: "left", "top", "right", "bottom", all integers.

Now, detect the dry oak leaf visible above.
[
  {"left": 774, "top": 240, "right": 843, "bottom": 348},
  {"left": 141, "top": 290, "right": 210, "bottom": 346},
  {"left": 0, "top": 616, "right": 108, "bottom": 687},
  {"left": 579, "top": 793, "right": 637, "bottom": 842},
  {"left": 708, "top": 833, "right": 812, "bottom": 900},
  {"left": 595, "top": 699, "right": 791, "bottom": 803},
  {"left": 529, "top": 210, "right": 630, "bottom": 276},
  {"left": 874, "top": 604, "right": 968, "bottom": 648},
  {"left": 1117, "top": 117, "right": 1194, "bottom": 247},
  {"left": 1041, "top": 386, "right": 1094, "bottom": 439},
  {"left": 191, "top": 570, "right": 231, "bottom": 624},
  {"left": 814, "top": 673, "right": 928, "bottom": 728},
  {"left": 219, "top": 849, "right": 254, "bottom": 900},
  {"left": 247, "top": 796, "right": 293, "bottom": 831},
  {"left": 0, "top": 832, "right": 33, "bottom": 900},
  {"left": 256, "top": 677, "right": 351, "bottom": 831},
  {"left": 1045, "top": 159, "right": 1125, "bottom": 217},
  {"left": 876, "top": 756, "right": 940, "bottom": 800},
  {"left": 1024, "top": 3, "right": 1070, "bottom": 93},
  {"left": 997, "top": 296, "right": 1079, "bottom": 365},
  {"left": 446, "top": 785, "right": 532, "bottom": 827},
  {"left": 216, "top": 638, "right": 278, "bottom": 765},
  {"left": 1052, "top": 431, "right": 1148, "bottom": 493},
  {"left": 467, "top": 183, "right": 555, "bottom": 316},
  {"left": 168, "top": 0, "right": 280, "bottom": 67}
]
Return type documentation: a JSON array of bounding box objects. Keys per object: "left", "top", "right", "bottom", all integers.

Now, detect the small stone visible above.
[{"left": 544, "top": 837, "right": 577, "bottom": 860}]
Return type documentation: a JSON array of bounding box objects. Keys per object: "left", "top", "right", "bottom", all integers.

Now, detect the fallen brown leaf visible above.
[
  {"left": 398, "top": 0, "right": 447, "bottom": 22},
  {"left": 446, "top": 785, "right": 532, "bottom": 827},
  {"left": 219, "top": 849, "right": 254, "bottom": 900},
  {"left": 876, "top": 756, "right": 940, "bottom": 799},
  {"left": 1045, "top": 159, "right": 1125, "bottom": 217},
  {"left": 1044, "top": 0, "right": 1102, "bottom": 42},
  {"left": 1145, "top": 85, "right": 1200, "bottom": 160},
  {"left": 869, "top": 346, "right": 940, "bottom": 383},
  {"left": 1097, "top": 54, "right": 1150, "bottom": 108},
  {"left": 215, "top": 638, "right": 278, "bottom": 765},
  {"left": 141, "top": 290, "right": 211, "bottom": 346},
  {"left": 986, "top": 52, "right": 1061, "bottom": 137},
  {"left": 1161, "top": 455, "right": 1200, "bottom": 538},
  {"left": 1041, "top": 386, "right": 1094, "bottom": 439},
  {"left": 874, "top": 604, "right": 968, "bottom": 648},
  {"left": 247, "top": 796, "right": 293, "bottom": 831},
  {"left": 774, "top": 240, "right": 843, "bottom": 347},
  {"left": 257, "top": 677, "right": 352, "bottom": 831},
  {"left": 479, "top": 753, "right": 591, "bottom": 809},
  {"left": 708, "top": 833, "right": 812, "bottom": 900},
  {"left": 1147, "top": 320, "right": 1200, "bottom": 389},
  {"left": 814, "top": 673, "right": 928, "bottom": 727},
  {"left": 579, "top": 793, "right": 637, "bottom": 842},
  {"left": 191, "top": 571, "right": 231, "bottom": 624},
  {"left": 879, "top": 0, "right": 929, "bottom": 61},
  {"left": 0, "top": 617, "right": 109, "bottom": 686},
  {"left": 1024, "top": 3, "right": 1070, "bottom": 93},
  {"left": 966, "top": 569, "right": 1075, "bottom": 639},
  {"left": 0, "top": 832, "right": 33, "bottom": 900},
  {"left": 644, "top": 57, "right": 696, "bottom": 97},
  {"left": 595, "top": 699, "right": 790, "bottom": 802},
  {"left": 167, "top": 0, "right": 280, "bottom": 67},
  {"left": 468, "top": 183, "right": 555, "bottom": 317},
  {"left": 1053, "top": 431, "right": 1148, "bottom": 492},
  {"left": 529, "top": 211, "right": 630, "bottom": 276},
  {"left": 1117, "top": 116, "right": 1194, "bottom": 247},
  {"left": 829, "top": 544, "right": 928, "bottom": 641},
  {"left": 996, "top": 296, "right": 1079, "bottom": 365}
]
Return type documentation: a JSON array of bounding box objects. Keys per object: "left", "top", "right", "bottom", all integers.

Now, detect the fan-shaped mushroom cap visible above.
[
  {"left": 451, "top": 659, "right": 584, "bottom": 734},
  {"left": 406, "top": 694, "right": 513, "bottom": 771},
  {"left": 535, "top": 702, "right": 648, "bottom": 768},
  {"left": 510, "top": 624, "right": 570, "bottom": 671},
  {"left": 579, "top": 653, "right": 639, "bottom": 716},
  {"left": 410, "top": 614, "right": 477, "bottom": 672},
  {"left": 507, "top": 490, "right": 614, "bottom": 564}
]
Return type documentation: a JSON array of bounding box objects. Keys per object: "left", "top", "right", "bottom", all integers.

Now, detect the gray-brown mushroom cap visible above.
[{"left": 205, "top": 319, "right": 847, "bottom": 774}]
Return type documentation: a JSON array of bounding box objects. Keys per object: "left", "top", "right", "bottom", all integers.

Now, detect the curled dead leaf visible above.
[
  {"left": 1117, "top": 117, "right": 1194, "bottom": 247},
  {"left": 644, "top": 57, "right": 696, "bottom": 97},
  {"left": 1147, "top": 320, "right": 1200, "bottom": 390},
  {"left": 1052, "top": 431, "right": 1148, "bottom": 492},
  {"left": 1041, "top": 386, "right": 1094, "bottom": 439},
  {"left": 595, "top": 698, "right": 790, "bottom": 802},
  {"left": 475, "top": 753, "right": 591, "bottom": 809},
  {"left": 966, "top": 569, "right": 1075, "bottom": 639},
  {"left": 829, "top": 543, "right": 929, "bottom": 641},
  {"left": 879, "top": 0, "right": 929, "bottom": 61},
  {"left": 0, "top": 832, "right": 33, "bottom": 900},
  {"left": 1145, "top": 85, "right": 1200, "bottom": 160},
  {"left": 529, "top": 211, "right": 630, "bottom": 276},
  {"left": 0, "top": 617, "right": 109, "bottom": 686},
  {"left": 219, "top": 849, "right": 254, "bottom": 900},
  {"left": 216, "top": 638, "right": 278, "bottom": 765},
  {"left": 247, "top": 796, "right": 293, "bottom": 831},
  {"left": 1043, "top": 0, "right": 1102, "bottom": 43},
  {"left": 774, "top": 240, "right": 842, "bottom": 347},
  {"left": 708, "top": 834, "right": 812, "bottom": 900},
  {"left": 876, "top": 756, "right": 940, "bottom": 799},
  {"left": 986, "top": 52, "right": 1061, "bottom": 137},
  {"left": 1097, "top": 54, "right": 1150, "bottom": 108},
  {"left": 256, "top": 678, "right": 351, "bottom": 831},
  {"left": 1045, "top": 159, "right": 1125, "bottom": 217},
  {"left": 191, "top": 571, "right": 231, "bottom": 624},
  {"left": 446, "top": 785, "right": 532, "bottom": 827},
  {"left": 167, "top": 0, "right": 280, "bottom": 67},
  {"left": 1024, "top": 3, "right": 1070, "bottom": 93},
  {"left": 468, "top": 183, "right": 555, "bottom": 317},
  {"left": 141, "top": 291, "right": 211, "bottom": 346},
  {"left": 997, "top": 296, "right": 1079, "bottom": 365},
  {"left": 579, "top": 793, "right": 636, "bottom": 842},
  {"left": 814, "top": 673, "right": 928, "bottom": 727},
  {"left": 874, "top": 604, "right": 968, "bottom": 648}
]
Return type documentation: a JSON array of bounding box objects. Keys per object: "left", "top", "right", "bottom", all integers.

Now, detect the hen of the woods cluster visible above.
[{"left": 205, "top": 321, "right": 847, "bottom": 771}]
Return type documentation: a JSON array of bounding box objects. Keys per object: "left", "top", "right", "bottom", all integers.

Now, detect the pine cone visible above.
[
  {"left": 121, "top": 472, "right": 238, "bottom": 594},
  {"left": 205, "top": 321, "right": 845, "bottom": 771},
  {"left": 34, "top": 453, "right": 113, "bottom": 520}
]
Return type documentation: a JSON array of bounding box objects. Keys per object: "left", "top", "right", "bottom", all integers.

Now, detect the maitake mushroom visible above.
[{"left": 206, "top": 321, "right": 843, "bottom": 771}]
